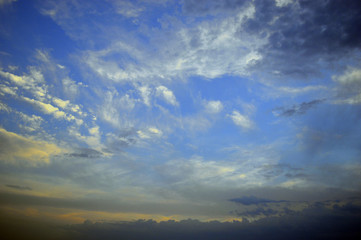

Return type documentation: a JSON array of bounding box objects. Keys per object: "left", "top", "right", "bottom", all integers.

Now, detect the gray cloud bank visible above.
[
  {"left": 1, "top": 201, "right": 361, "bottom": 240},
  {"left": 229, "top": 196, "right": 287, "bottom": 205}
]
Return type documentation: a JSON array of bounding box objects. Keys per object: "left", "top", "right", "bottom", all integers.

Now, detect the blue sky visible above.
[{"left": 0, "top": 0, "right": 361, "bottom": 225}]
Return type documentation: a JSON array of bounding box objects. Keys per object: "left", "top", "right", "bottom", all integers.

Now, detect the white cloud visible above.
[
  {"left": 158, "top": 3, "right": 263, "bottom": 79},
  {"left": 0, "top": 69, "right": 25, "bottom": 85},
  {"left": 204, "top": 100, "right": 223, "bottom": 114},
  {"left": 62, "top": 77, "right": 78, "bottom": 98},
  {"left": 158, "top": 156, "right": 236, "bottom": 185},
  {"left": 21, "top": 96, "right": 81, "bottom": 124},
  {"left": 114, "top": 0, "right": 144, "bottom": 18},
  {"left": 88, "top": 126, "right": 100, "bottom": 136},
  {"left": 53, "top": 97, "right": 70, "bottom": 109},
  {"left": 275, "top": 0, "right": 293, "bottom": 7},
  {"left": 79, "top": 3, "right": 265, "bottom": 86},
  {"left": 99, "top": 90, "right": 138, "bottom": 128},
  {"left": 0, "top": 102, "right": 11, "bottom": 112},
  {"left": 68, "top": 125, "right": 102, "bottom": 149},
  {"left": 156, "top": 86, "right": 178, "bottom": 106},
  {"left": 157, "top": 146, "right": 281, "bottom": 188},
  {"left": 0, "top": 102, "right": 43, "bottom": 132},
  {"left": 333, "top": 67, "right": 361, "bottom": 104},
  {"left": 138, "top": 85, "right": 152, "bottom": 106},
  {"left": 228, "top": 110, "right": 254, "bottom": 130},
  {"left": 137, "top": 127, "right": 163, "bottom": 139},
  {"left": 0, "top": 84, "right": 17, "bottom": 96},
  {"left": 52, "top": 97, "right": 84, "bottom": 117},
  {"left": 17, "top": 112, "right": 43, "bottom": 132},
  {"left": 35, "top": 49, "right": 51, "bottom": 63},
  {"left": 277, "top": 85, "right": 327, "bottom": 95},
  {"left": 0, "top": 68, "right": 47, "bottom": 100}
]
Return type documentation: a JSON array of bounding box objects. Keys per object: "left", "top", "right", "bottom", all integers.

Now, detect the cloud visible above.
[
  {"left": 247, "top": 0, "right": 361, "bottom": 79},
  {"left": 0, "top": 68, "right": 47, "bottom": 100},
  {"left": 52, "top": 97, "right": 70, "bottom": 109},
  {"left": 274, "top": 0, "right": 293, "bottom": 8},
  {"left": 68, "top": 125, "right": 102, "bottom": 149},
  {"left": 234, "top": 207, "right": 280, "bottom": 218},
  {"left": 21, "top": 96, "right": 76, "bottom": 121},
  {"left": 74, "top": 2, "right": 264, "bottom": 84},
  {"left": 137, "top": 127, "right": 163, "bottom": 139},
  {"left": 273, "top": 99, "right": 325, "bottom": 117},
  {"left": 156, "top": 156, "right": 237, "bottom": 185},
  {"left": 113, "top": 0, "right": 144, "bottom": 18},
  {"left": 66, "top": 148, "right": 103, "bottom": 158},
  {"left": 181, "top": 114, "right": 213, "bottom": 132},
  {"left": 0, "top": 102, "right": 11, "bottom": 112},
  {"left": 228, "top": 110, "right": 254, "bottom": 130},
  {"left": 262, "top": 84, "right": 328, "bottom": 99},
  {"left": 3, "top": 200, "right": 358, "bottom": 240},
  {"left": 0, "top": 103, "right": 43, "bottom": 132},
  {"left": 138, "top": 85, "right": 152, "bottom": 106},
  {"left": 62, "top": 77, "right": 79, "bottom": 98},
  {"left": 229, "top": 196, "right": 286, "bottom": 206},
  {"left": 155, "top": 86, "right": 178, "bottom": 106},
  {"left": 0, "top": 128, "right": 63, "bottom": 166},
  {"left": 204, "top": 100, "right": 223, "bottom": 114},
  {"left": 105, "top": 129, "right": 138, "bottom": 153},
  {"left": 5, "top": 184, "right": 32, "bottom": 191},
  {"left": 333, "top": 67, "right": 361, "bottom": 104},
  {"left": 98, "top": 89, "right": 139, "bottom": 128},
  {"left": 0, "top": 67, "right": 84, "bottom": 125},
  {"left": 182, "top": 0, "right": 251, "bottom": 17},
  {"left": 0, "top": 0, "right": 16, "bottom": 7},
  {"left": 154, "top": 149, "right": 280, "bottom": 188},
  {"left": 17, "top": 112, "right": 43, "bottom": 132}
]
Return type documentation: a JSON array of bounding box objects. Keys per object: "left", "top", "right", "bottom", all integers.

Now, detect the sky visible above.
[{"left": 0, "top": 0, "right": 361, "bottom": 237}]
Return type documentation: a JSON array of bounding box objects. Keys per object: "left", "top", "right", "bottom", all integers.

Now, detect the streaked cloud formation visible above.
[{"left": 1, "top": 0, "right": 361, "bottom": 238}]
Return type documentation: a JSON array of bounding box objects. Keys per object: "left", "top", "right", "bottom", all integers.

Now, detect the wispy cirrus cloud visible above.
[{"left": 273, "top": 99, "right": 325, "bottom": 117}]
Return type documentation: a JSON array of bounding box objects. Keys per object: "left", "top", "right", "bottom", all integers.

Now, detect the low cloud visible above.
[
  {"left": 3, "top": 201, "right": 360, "bottom": 240},
  {"left": 5, "top": 184, "right": 32, "bottom": 191},
  {"left": 229, "top": 196, "right": 286, "bottom": 206},
  {"left": 66, "top": 148, "right": 103, "bottom": 159},
  {"left": 273, "top": 99, "right": 325, "bottom": 117}
]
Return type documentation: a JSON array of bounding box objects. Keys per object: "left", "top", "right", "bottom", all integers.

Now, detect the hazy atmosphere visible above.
[{"left": 1, "top": 0, "right": 361, "bottom": 239}]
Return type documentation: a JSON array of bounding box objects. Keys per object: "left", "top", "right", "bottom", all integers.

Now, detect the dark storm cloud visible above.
[
  {"left": 1, "top": 193, "right": 361, "bottom": 239},
  {"left": 184, "top": 0, "right": 361, "bottom": 55},
  {"left": 273, "top": 99, "right": 325, "bottom": 117},
  {"left": 246, "top": 0, "right": 361, "bottom": 78},
  {"left": 5, "top": 184, "right": 32, "bottom": 191},
  {"left": 4, "top": 202, "right": 357, "bottom": 240},
  {"left": 229, "top": 196, "right": 286, "bottom": 205},
  {"left": 66, "top": 148, "right": 103, "bottom": 158},
  {"left": 333, "top": 202, "right": 361, "bottom": 214},
  {"left": 183, "top": 0, "right": 361, "bottom": 79},
  {"left": 232, "top": 207, "right": 280, "bottom": 217}
]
